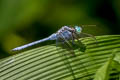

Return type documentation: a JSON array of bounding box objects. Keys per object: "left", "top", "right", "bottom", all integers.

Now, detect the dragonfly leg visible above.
[
  {"left": 70, "top": 33, "right": 76, "bottom": 45},
  {"left": 73, "top": 33, "right": 86, "bottom": 52}
]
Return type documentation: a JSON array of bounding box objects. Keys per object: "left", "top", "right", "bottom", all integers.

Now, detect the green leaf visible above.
[
  {"left": 94, "top": 61, "right": 110, "bottom": 80},
  {"left": 111, "top": 60, "right": 120, "bottom": 72},
  {"left": 114, "top": 50, "right": 120, "bottom": 64},
  {"left": 94, "top": 50, "right": 115, "bottom": 80},
  {"left": 111, "top": 50, "right": 120, "bottom": 72},
  {"left": 0, "top": 35, "right": 120, "bottom": 80}
]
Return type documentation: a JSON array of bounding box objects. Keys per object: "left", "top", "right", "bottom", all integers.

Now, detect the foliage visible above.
[{"left": 0, "top": 35, "right": 120, "bottom": 80}]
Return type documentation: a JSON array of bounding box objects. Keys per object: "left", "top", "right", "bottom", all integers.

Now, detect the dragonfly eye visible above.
[{"left": 75, "top": 26, "right": 82, "bottom": 34}]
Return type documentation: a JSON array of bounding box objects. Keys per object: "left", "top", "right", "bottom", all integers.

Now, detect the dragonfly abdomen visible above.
[{"left": 12, "top": 37, "right": 50, "bottom": 51}]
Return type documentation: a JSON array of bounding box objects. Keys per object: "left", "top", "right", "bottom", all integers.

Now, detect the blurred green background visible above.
[{"left": 0, "top": 0, "right": 120, "bottom": 59}]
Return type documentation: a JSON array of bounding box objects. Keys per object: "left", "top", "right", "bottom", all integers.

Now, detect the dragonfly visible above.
[
  {"left": 12, "top": 26, "right": 96, "bottom": 51},
  {"left": 12, "top": 26, "right": 97, "bottom": 80}
]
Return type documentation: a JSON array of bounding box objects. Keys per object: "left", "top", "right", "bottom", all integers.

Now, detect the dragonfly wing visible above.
[
  {"left": 56, "top": 38, "right": 76, "bottom": 79},
  {"left": 79, "top": 32, "right": 98, "bottom": 43},
  {"left": 60, "top": 34, "right": 76, "bottom": 57}
]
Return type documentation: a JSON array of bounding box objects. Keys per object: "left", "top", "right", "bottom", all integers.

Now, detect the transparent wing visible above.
[
  {"left": 56, "top": 38, "right": 76, "bottom": 80},
  {"left": 56, "top": 32, "right": 92, "bottom": 79},
  {"left": 80, "top": 33, "right": 97, "bottom": 41},
  {"left": 61, "top": 33, "right": 91, "bottom": 79},
  {"left": 76, "top": 32, "right": 98, "bottom": 46},
  {"left": 59, "top": 33, "right": 76, "bottom": 57},
  {"left": 72, "top": 33, "right": 93, "bottom": 79}
]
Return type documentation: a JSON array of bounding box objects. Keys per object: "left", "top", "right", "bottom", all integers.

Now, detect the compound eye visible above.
[{"left": 75, "top": 26, "right": 82, "bottom": 34}]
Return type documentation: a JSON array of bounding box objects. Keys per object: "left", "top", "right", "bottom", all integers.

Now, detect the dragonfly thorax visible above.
[{"left": 60, "top": 30, "right": 73, "bottom": 40}]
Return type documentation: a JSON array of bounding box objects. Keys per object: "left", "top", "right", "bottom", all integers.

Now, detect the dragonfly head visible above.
[{"left": 75, "top": 26, "right": 82, "bottom": 34}]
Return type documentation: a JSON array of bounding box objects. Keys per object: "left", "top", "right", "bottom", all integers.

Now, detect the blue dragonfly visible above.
[
  {"left": 12, "top": 26, "right": 96, "bottom": 52},
  {"left": 12, "top": 26, "right": 97, "bottom": 80}
]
